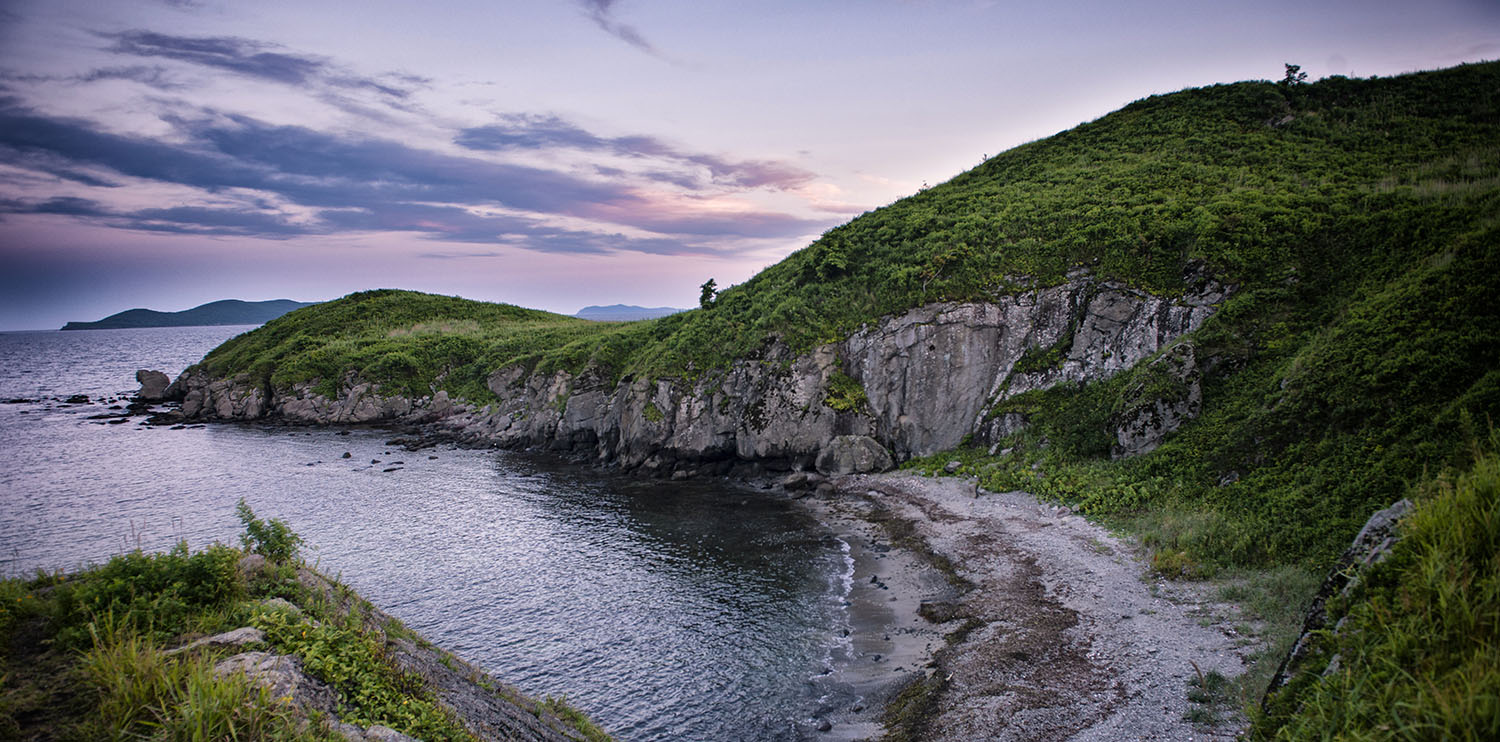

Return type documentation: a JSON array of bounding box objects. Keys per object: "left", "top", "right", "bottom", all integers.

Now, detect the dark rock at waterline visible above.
[
  {"left": 780, "top": 471, "right": 828, "bottom": 491},
  {"left": 135, "top": 369, "right": 172, "bottom": 401},
  {"left": 64, "top": 394, "right": 90, "bottom": 404},
  {"left": 3, "top": 398, "right": 35, "bottom": 404}
]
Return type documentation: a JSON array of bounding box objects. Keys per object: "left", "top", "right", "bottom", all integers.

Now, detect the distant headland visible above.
[
  {"left": 61, "top": 299, "right": 317, "bottom": 331},
  {"left": 572, "top": 304, "right": 685, "bottom": 321}
]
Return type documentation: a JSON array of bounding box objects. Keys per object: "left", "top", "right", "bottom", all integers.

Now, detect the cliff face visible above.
[{"left": 171, "top": 270, "right": 1227, "bottom": 474}]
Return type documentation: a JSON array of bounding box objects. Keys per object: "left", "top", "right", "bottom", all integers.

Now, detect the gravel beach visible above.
[{"left": 798, "top": 471, "right": 1255, "bottom": 741}]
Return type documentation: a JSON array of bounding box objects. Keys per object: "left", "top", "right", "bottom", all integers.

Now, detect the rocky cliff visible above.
[{"left": 167, "top": 269, "right": 1228, "bottom": 475}]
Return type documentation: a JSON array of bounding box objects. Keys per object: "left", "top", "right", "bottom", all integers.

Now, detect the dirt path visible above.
[{"left": 808, "top": 471, "right": 1252, "bottom": 741}]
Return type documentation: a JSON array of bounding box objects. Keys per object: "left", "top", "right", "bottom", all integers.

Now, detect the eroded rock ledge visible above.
[{"left": 165, "top": 271, "right": 1228, "bottom": 475}]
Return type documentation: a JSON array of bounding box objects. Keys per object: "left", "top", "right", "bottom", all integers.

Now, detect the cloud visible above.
[
  {"left": 103, "top": 31, "right": 326, "bottom": 85},
  {"left": 0, "top": 195, "right": 308, "bottom": 237},
  {"left": 578, "top": 0, "right": 659, "bottom": 56},
  {"left": 456, "top": 114, "right": 817, "bottom": 191},
  {"left": 0, "top": 101, "right": 829, "bottom": 251},
  {"left": 99, "top": 30, "right": 425, "bottom": 102},
  {"left": 77, "top": 65, "right": 183, "bottom": 90}
]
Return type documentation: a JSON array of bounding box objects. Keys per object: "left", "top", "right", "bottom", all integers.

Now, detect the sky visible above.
[{"left": 0, "top": 1, "right": 1496, "bottom": 330}]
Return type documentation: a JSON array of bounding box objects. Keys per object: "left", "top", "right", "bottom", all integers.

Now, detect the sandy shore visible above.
[{"left": 795, "top": 471, "right": 1255, "bottom": 741}]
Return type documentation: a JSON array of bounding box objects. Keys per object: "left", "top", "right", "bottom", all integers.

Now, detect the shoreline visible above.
[
  {"left": 797, "top": 490, "right": 956, "bottom": 740},
  {"left": 89, "top": 400, "right": 1259, "bottom": 740},
  {"left": 795, "top": 471, "right": 1255, "bottom": 741}
]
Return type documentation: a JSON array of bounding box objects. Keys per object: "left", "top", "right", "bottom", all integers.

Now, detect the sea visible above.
[{"left": 0, "top": 325, "right": 860, "bottom": 741}]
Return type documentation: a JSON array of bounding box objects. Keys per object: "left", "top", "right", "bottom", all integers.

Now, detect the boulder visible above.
[
  {"left": 167, "top": 627, "right": 265, "bottom": 656},
  {"left": 214, "top": 651, "right": 339, "bottom": 715},
  {"left": 815, "top": 435, "right": 894, "bottom": 475},
  {"left": 135, "top": 369, "right": 172, "bottom": 401}
]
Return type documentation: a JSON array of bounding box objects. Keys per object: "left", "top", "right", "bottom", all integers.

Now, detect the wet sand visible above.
[{"left": 794, "top": 471, "right": 1255, "bottom": 741}]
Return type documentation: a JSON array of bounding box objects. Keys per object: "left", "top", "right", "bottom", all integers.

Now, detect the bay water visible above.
[{"left": 0, "top": 326, "right": 859, "bottom": 741}]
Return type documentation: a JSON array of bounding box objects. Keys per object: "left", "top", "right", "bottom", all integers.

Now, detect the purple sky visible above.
[{"left": 1, "top": 1, "right": 1496, "bottom": 330}]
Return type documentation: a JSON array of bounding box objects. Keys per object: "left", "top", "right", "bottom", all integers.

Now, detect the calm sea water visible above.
[{"left": 0, "top": 326, "right": 857, "bottom": 741}]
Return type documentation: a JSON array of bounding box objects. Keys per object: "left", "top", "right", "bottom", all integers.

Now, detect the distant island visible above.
[
  {"left": 573, "top": 304, "right": 685, "bottom": 321},
  {"left": 61, "top": 299, "right": 317, "bottom": 330}
]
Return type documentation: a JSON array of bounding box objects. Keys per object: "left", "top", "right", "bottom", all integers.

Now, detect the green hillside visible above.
[
  {"left": 202, "top": 62, "right": 1499, "bottom": 575},
  {"left": 189, "top": 61, "right": 1500, "bottom": 736}
]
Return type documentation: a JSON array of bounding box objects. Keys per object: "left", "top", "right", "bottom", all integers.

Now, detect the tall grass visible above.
[
  {"left": 80, "top": 617, "right": 320, "bottom": 741},
  {"left": 1255, "top": 446, "right": 1500, "bottom": 739}
]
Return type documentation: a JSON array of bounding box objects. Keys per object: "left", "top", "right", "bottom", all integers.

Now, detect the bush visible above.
[{"left": 236, "top": 499, "right": 303, "bottom": 563}]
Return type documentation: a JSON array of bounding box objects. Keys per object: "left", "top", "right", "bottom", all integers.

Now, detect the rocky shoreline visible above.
[{"left": 151, "top": 269, "right": 1228, "bottom": 480}]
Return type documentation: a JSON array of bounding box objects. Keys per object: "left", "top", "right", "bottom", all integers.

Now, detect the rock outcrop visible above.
[
  {"left": 1264, "top": 498, "right": 1414, "bottom": 697},
  {"left": 134, "top": 369, "right": 171, "bottom": 401},
  {"left": 214, "top": 651, "right": 341, "bottom": 716},
  {"left": 169, "top": 270, "right": 1228, "bottom": 474},
  {"left": 1110, "top": 341, "right": 1203, "bottom": 458}
]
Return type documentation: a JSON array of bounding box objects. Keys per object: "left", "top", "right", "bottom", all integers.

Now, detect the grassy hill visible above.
[
  {"left": 201, "top": 62, "right": 1499, "bottom": 573},
  {"left": 188, "top": 60, "right": 1500, "bottom": 735}
]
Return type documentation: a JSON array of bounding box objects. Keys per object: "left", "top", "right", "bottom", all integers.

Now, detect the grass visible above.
[
  {"left": 1253, "top": 444, "right": 1500, "bottom": 740},
  {"left": 0, "top": 505, "right": 612, "bottom": 741},
  {"left": 881, "top": 671, "right": 948, "bottom": 742},
  {"left": 79, "top": 616, "right": 321, "bottom": 741},
  {"left": 1185, "top": 667, "right": 1233, "bottom": 725},
  {"left": 179, "top": 62, "right": 1500, "bottom": 739}
]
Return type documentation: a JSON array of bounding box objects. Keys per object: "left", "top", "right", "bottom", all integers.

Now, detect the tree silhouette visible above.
[{"left": 699, "top": 278, "right": 718, "bottom": 310}]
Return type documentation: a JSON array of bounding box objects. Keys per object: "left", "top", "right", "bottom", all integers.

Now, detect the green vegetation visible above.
[
  {"left": 822, "top": 369, "right": 869, "bottom": 413},
  {"left": 238, "top": 497, "right": 303, "bottom": 563},
  {"left": 199, "top": 289, "right": 641, "bottom": 401},
  {"left": 204, "top": 66, "right": 1498, "bottom": 570},
  {"left": 194, "top": 62, "right": 1500, "bottom": 735},
  {"left": 1254, "top": 444, "right": 1500, "bottom": 740},
  {"left": 0, "top": 505, "right": 610, "bottom": 741}
]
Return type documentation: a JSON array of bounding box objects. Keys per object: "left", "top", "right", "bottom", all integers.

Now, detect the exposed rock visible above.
[
  {"left": 167, "top": 627, "right": 266, "bottom": 655},
  {"left": 1264, "top": 498, "right": 1413, "bottom": 697},
  {"left": 135, "top": 369, "right": 172, "bottom": 401},
  {"left": 259, "top": 597, "right": 302, "bottom": 616},
  {"left": 362, "top": 726, "right": 421, "bottom": 742},
  {"left": 1111, "top": 341, "right": 1203, "bottom": 458},
  {"left": 172, "top": 270, "right": 1228, "bottom": 474},
  {"left": 214, "top": 651, "right": 339, "bottom": 716},
  {"left": 384, "top": 636, "right": 586, "bottom": 742},
  {"left": 780, "top": 471, "right": 828, "bottom": 491},
  {"left": 815, "top": 435, "right": 895, "bottom": 475},
  {"left": 917, "top": 600, "right": 963, "bottom": 624}
]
